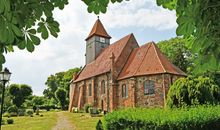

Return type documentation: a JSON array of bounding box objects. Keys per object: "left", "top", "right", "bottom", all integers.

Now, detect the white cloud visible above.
[
  {"left": 101, "top": 0, "right": 177, "bottom": 30},
  {"left": 4, "top": 0, "right": 177, "bottom": 95}
]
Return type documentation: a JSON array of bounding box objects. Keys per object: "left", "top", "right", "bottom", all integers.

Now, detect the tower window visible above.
[
  {"left": 122, "top": 84, "right": 128, "bottom": 98},
  {"left": 101, "top": 80, "right": 105, "bottom": 94},
  {"left": 100, "top": 37, "right": 105, "bottom": 43},
  {"left": 143, "top": 80, "right": 155, "bottom": 95}
]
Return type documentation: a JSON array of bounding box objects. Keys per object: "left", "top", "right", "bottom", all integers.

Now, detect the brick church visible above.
[{"left": 68, "top": 18, "right": 186, "bottom": 112}]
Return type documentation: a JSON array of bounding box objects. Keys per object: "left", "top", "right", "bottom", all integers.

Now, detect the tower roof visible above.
[{"left": 85, "top": 19, "right": 111, "bottom": 40}]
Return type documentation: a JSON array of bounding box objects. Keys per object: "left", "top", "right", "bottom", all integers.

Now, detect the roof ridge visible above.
[
  {"left": 151, "top": 42, "right": 167, "bottom": 73},
  {"left": 113, "top": 33, "right": 134, "bottom": 61},
  {"left": 117, "top": 47, "right": 139, "bottom": 80},
  {"left": 133, "top": 43, "right": 152, "bottom": 76}
]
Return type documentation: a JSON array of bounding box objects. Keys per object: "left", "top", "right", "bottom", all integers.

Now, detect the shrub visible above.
[
  {"left": 102, "top": 106, "right": 220, "bottom": 130},
  {"left": 9, "top": 112, "right": 18, "bottom": 117},
  {"left": 90, "top": 108, "right": 101, "bottom": 117},
  {"left": 7, "top": 118, "right": 14, "bottom": 124},
  {"left": 72, "top": 107, "right": 78, "bottom": 113},
  {"left": 167, "top": 76, "right": 220, "bottom": 108},
  {"left": 84, "top": 104, "right": 92, "bottom": 113},
  {"left": 55, "top": 88, "right": 67, "bottom": 110},
  {"left": 18, "top": 109, "right": 25, "bottom": 116},
  {"left": 7, "top": 106, "right": 18, "bottom": 113},
  {"left": 3, "top": 112, "right": 10, "bottom": 117},
  {"left": 38, "top": 104, "right": 58, "bottom": 111},
  {"left": 26, "top": 109, "right": 34, "bottom": 116}
]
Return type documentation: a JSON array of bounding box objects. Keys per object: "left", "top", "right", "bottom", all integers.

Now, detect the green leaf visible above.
[
  {"left": 17, "top": 41, "right": 26, "bottom": 50},
  {"left": 7, "top": 28, "right": 15, "bottom": 44},
  {"left": 0, "top": 53, "right": 5, "bottom": 64},
  {"left": 11, "top": 24, "right": 23, "bottom": 37},
  {"left": 28, "top": 29, "right": 37, "bottom": 34},
  {"left": 100, "top": 6, "right": 107, "bottom": 13},
  {"left": 2, "top": 26, "right": 8, "bottom": 43},
  {"left": 156, "top": 0, "right": 163, "bottom": 6},
  {"left": 26, "top": 39, "right": 35, "bottom": 52},
  {"left": 0, "top": 0, "right": 4, "bottom": 13},
  {"left": 41, "top": 26, "right": 49, "bottom": 40},
  {"left": 30, "top": 35, "right": 40, "bottom": 45}
]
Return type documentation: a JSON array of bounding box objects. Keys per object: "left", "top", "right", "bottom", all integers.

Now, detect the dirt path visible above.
[{"left": 52, "top": 112, "right": 75, "bottom": 130}]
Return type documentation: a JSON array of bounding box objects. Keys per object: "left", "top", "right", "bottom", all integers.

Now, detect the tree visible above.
[
  {"left": 0, "top": 84, "right": 13, "bottom": 112},
  {"left": 32, "top": 96, "right": 45, "bottom": 106},
  {"left": 62, "top": 68, "right": 81, "bottom": 96},
  {"left": 44, "top": 68, "right": 80, "bottom": 99},
  {"left": 8, "top": 84, "right": 32, "bottom": 108},
  {"left": 83, "top": 0, "right": 220, "bottom": 73},
  {"left": 55, "top": 88, "right": 66, "bottom": 110},
  {"left": 0, "top": 0, "right": 68, "bottom": 69},
  {"left": 157, "top": 37, "right": 193, "bottom": 72},
  {"left": 167, "top": 76, "right": 220, "bottom": 108},
  {"left": 43, "top": 67, "right": 80, "bottom": 108}
]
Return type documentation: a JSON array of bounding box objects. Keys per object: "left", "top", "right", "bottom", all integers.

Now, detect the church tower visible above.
[{"left": 85, "top": 18, "right": 111, "bottom": 64}]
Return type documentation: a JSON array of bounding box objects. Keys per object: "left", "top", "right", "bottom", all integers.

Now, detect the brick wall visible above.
[
  {"left": 117, "top": 79, "right": 135, "bottom": 108},
  {"left": 135, "top": 75, "right": 165, "bottom": 107},
  {"left": 69, "top": 73, "right": 183, "bottom": 112},
  {"left": 74, "top": 73, "right": 111, "bottom": 111}
]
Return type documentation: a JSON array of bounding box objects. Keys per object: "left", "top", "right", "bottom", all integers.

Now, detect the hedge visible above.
[{"left": 101, "top": 105, "right": 220, "bottom": 130}]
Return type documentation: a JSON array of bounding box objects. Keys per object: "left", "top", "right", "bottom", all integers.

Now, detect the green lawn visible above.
[
  {"left": 63, "top": 112, "right": 103, "bottom": 130},
  {"left": 1, "top": 111, "right": 102, "bottom": 130},
  {"left": 2, "top": 111, "right": 57, "bottom": 130}
]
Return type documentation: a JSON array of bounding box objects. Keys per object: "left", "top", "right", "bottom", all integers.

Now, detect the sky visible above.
[{"left": 4, "top": 0, "right": 177, "bottom": 96}]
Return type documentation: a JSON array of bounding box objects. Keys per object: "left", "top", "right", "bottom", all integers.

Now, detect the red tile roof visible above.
[
  {"left": 74, "top": 34, "right": 134, "bottom": 82},
  {"left": 118, "top": 42, "right": 186, "bottom": 80},
  {"left": 85, "top": 19, "right": 111, "bottom": 40}
]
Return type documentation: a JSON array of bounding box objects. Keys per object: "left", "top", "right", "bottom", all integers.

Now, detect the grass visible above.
[
  {"left": 1, "top": 111, "right": 103, "bottom": 130},
  {"left": 2, "top": 111, "right": 57, "bottom": 130},
  {"left": 63, "top": 112, "right": 103, "bottom": 130}
]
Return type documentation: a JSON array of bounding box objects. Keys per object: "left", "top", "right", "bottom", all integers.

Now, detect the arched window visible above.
[
  {"left": 143, "top": 80, "right": 155, "bottom": 95},
  {"left": 101, "top": 80, "right": 105, "bottom": 94},
  {"left": 88, "top": 84, "right": 92, "bottom": 96},
  {"left": 122, "top": 84, "right": 128, "bottom": 98}
]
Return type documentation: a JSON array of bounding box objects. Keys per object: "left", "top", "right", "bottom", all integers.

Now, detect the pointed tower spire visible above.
[
  {"left": 85, "top": 18, "right": 111, "bottom": 64},
  {"left": 85, "top": 18, "right": 111, "bottom": 41}
]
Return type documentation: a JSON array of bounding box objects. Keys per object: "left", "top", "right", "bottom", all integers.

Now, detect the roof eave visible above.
[{"left": 85, "top": 34, "right": 112, "bottom": 41}]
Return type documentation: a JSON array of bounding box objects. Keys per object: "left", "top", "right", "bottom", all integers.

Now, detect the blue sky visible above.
[{"left": 4, "top": 0, "right": 177, "bottom": 95}]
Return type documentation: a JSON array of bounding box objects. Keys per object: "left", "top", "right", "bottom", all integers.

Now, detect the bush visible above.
[
  {"left": 167, "top": 76, "right": 220, "bottom": 108},
  {"left": 84, "top": 104, "right": 92, "bottom": 113},
  {"left": 72, "top": 107, "right": 78, "bottom": 113},
  {"left": 89, "top": 108, "right": 99, "bottom": 115},
  {"left": 18, "top": 109, "right": 25, "bottom": 116},
  {"left": 9, "top": 112, "right": 18, "bottom": 117},
  {"left": 38, "top": 104, "right": 59, "bottom": 111},
  {"left": 7, "top": 106, "right": 18, "bottom": 113},
  {"left": 7, "top": 118, "right": 14, "bottom": 124},
  {"left": 26, "top": 109, "right": 34, "bottom": 116},
  {"left": 102, "top": 106, "right": 220, "bottom": 130},
  {"left": 3, "top": 112, "right": 10, "bottom": 117}
]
